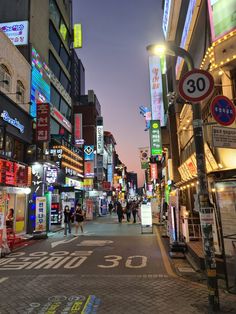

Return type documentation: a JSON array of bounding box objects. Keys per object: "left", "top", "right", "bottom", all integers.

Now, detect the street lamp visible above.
[{"left": 147, "top": 42, "right": 220, "bottom": 311}]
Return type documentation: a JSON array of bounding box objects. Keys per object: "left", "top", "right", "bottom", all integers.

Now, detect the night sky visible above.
[{"left": 72, "top": 0, "right": 164, "bottom": 187}]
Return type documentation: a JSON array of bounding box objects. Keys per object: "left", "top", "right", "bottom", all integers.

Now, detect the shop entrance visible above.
[{"left": 6, "top": 192, "right": 27, "bottom": 234}]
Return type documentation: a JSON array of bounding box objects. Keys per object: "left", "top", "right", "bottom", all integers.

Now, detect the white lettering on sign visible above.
[{"left": 0, "top": 110, "right": 25, "bottom": 133}]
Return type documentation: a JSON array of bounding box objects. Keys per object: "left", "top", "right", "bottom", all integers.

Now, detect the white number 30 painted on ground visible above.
[{"left": 98, "top": 255, "right": 147, "bottom": 268}]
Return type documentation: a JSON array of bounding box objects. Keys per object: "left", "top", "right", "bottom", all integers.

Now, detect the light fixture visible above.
[{"left": 218, "top": 163, "right": 223, "bottom": 169}]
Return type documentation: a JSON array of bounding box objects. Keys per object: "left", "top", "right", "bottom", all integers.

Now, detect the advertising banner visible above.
[
  {"left": 35, "top": 197, "right": 47, "bottom": 232},
  {"left": 0, "top": 20, "right": 29, "bottom": 46},
  {"left": 85, "top": 199, "right": 93, "bottom": 220},
  {"left": 150, "top": 120, "right": 162, "bottom": 156},
  {"left": 36, "top": 103, "right": 50, "bottom": 142},
  {"left": 208, "top": 0, "right": 236, "bottom": 41},
  {"left": 84, "top": 161, "right": 95, "bottom": 178},
  {"left": 74, "top": 24, "right": 82, "bottom": 48},
  {"left": 150, "top": 163, "right": 158, "bottom": 180},
  {"left": 84, "top": 145, "right": 94, "bottom": 161},
  {"left": 138, "top": 147, "right": 149, "bottom": 169},
  {"left": 149, "top": 56, "right": 165, "bottom": 126},
  {"left": 141, "top": 203, "right": 152, "bottom": 226}
]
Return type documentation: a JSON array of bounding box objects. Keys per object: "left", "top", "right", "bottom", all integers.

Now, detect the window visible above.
[
  {"left": 60, "top": 71, "right": 70, "bottom": 93},
  {"left": 60, "top": 45, "right": 70, "bottom": 69},
  {"left": 49, "top": 52, "right": 60, "bottom": 80},
  {"left": 49, "top": 0, "right": 60, "bottom": 28},
  {"left": 0, "top": 64, "right": 11, "bottom": 91},
  {"left": 49, "top": 22, "right": 61, "bottom": 54},
  {"left": 16, "top": 80, "right": 25, "bottom": 103},
  {"left": 51, "top": 118, "right": 60, "bottom": 135},
  {"left": 50, "top": 85, "right": 60, "bottom": 110},
  {"left": 60, "top": 97, "right": 71, "bottom": 120}
]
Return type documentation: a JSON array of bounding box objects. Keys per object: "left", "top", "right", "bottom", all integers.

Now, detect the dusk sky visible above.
[{"left": 73, "top": 0, "right": 164, "bottom": 187}]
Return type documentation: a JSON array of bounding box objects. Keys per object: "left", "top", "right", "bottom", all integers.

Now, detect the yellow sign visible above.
[{"left": 74, "top": 24, "right": 82, "bottom": 48}]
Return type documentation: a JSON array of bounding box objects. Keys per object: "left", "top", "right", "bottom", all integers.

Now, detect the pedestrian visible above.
[
  {"left": 74, "top": 203, "right": 84, "bottom": 236},
  {"left": 116, "top": 200, "right": 123, "bottom": 223},
  {"left": 132, "top": 200, "right": 138, "bottom": 223},
  {"left": 108, "top": 201, "right": 113, "bottom": 215},
  {"left": 126, "top": 201, "right": 131, "bottom": 222},
  {"left": 6, "top": 208, "right": 14, "bottom": 229},
  {"left": 64, "top": 205, "right": 72, "bottom": 236}
]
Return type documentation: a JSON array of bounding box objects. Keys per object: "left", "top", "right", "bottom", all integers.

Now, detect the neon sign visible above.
[{"left": 0, "top": 110, "right": 24, "bottom": 133}]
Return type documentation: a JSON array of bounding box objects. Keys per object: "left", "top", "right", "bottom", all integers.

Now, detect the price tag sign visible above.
[{"left": 179, "top": 69, "right": 214, "bottom": 103}]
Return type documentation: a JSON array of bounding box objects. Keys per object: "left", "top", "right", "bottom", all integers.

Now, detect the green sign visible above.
[
  {"left": 74, "top": 24, "right": 82, "bottom": 48},
  {"left": 150, "top": 120, "right": 162, "bottom": 156}
]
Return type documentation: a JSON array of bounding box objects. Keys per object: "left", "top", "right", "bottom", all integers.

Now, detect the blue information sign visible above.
[{"left": 210, "top": 95, "right": 236, "bottom": 126}]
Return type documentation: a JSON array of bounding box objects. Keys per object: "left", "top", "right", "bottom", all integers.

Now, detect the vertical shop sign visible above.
[
  {"left": 84, "top": 145, "right": 94, "bottom": 161},
  {"left": 74, "top": 24, "right": 82, "bottom": 48},
  {"left": 74, "top": 113, "right": 83, "bottom": 146},
  {"left": 149, "top": 56, "right": 165, "bottom": 126},
  {"left": 150, "top": 163, "right": 158, "bottom": 180},
  {"left": 97, "top": 126, "right": 104, "bottom": 154},
  {"left": 150, "top": 120, "right": 162, "bottom": 156},
  {"left": 35, "top": 197, "right": 47, "bottom": 232},
  {"left": 36, "top": 103, "right": 50, "bottom": 141}
]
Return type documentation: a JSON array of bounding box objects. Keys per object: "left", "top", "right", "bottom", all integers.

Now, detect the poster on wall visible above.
[
  {"left": 85, "top": 199, "right": 93, "bottom": 220},
  {"left": 35, "top": 197, "right": 47, "bottom": 232},
  {"left": 0, "top": 192, "right": 10, "bottom": 254}
]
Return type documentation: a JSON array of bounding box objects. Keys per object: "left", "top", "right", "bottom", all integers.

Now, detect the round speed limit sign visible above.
[{"left": 179, "top": 69, "right": 214, "bottom": 103}]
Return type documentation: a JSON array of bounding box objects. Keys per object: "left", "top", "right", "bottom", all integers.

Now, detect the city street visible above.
[{"left": 0, "top": 215, "right": 236, "bottom": 314}]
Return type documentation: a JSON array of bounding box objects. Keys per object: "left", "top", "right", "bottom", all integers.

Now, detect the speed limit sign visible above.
[{"left": 179, "top": 69, "right": 214, "bottom": 103}]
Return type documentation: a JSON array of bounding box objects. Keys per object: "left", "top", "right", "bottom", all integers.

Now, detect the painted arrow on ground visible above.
[{"left": 51, "top": 237, "right": 78, "bottom": 248}]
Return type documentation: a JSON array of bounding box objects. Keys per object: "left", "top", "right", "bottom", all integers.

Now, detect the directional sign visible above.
[
  {"left": 179, "top": 69, "right": 214, "bottom": 103},
  {"left": 210, "top": 95, "right": 236, "bottom": 126}
]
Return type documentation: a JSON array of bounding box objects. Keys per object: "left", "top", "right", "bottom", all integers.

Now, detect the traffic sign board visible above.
[
  {"left": 179, "top": 69, "right": 214, "bottom": 102},
  {"left": 210, "top": 95, "right": 236, "bottom": 126}
]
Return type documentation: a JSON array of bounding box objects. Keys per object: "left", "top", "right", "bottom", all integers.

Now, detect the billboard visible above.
[
  {"left": 74, "top": 24, "right": 82, "bottom": 48},
  {"left": 208, "top": 0, "right": 236, "bottom": 41},
  {"left": 150, "top": 120, "right": 162, "bottom": 156},
  {"left": 31, "top": 47, "right": 51, "bottom": 118},
  {"left": 74, "top": 113, "right": 83, "bottom": 146},
  {"left": 0, "top": 20, "right": 29, "bottom": 45},
  {"left": 149, "top": 56, "right": 165, "bottom": 126}
]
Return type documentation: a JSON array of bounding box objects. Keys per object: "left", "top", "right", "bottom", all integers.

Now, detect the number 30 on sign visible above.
[{"left": 179, "top": 69, "right": 214, "bottom": 103}]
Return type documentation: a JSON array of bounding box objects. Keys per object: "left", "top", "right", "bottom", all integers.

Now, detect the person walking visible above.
[
  {"left": 126, "top": 201, "right": 131, "bottom": 222},
  {"left": 132, "top": 200, "right": 138, "bottom": 223},
  {"left": 116, "top": 200, "right": 123, "bottom": 223},
  {"left": 108, "top": 201, "right": 113, "bottom": 215},
  {"left": 64, "top": 205, "right": 72, "bottom": 236},
  {"left": 74, "top": 203, "right": 84, "bottom": 236}
]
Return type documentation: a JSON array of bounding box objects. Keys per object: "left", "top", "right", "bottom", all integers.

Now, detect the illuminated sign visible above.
[
  {"left": 51, "top": 106, "right": 72, "bottom": 133},
  {"left": 150, "top": 163, "right": 158, "bottom": 180},
  {"left": 35, "top": 197, "right": 47, "bottom": 232},
  {"left": 31, "top": 47, "right": 51, "bottom": 118},
  {"left": 45, "top": 166, "right": 58, "bottom": 184},
  {"left": 208, "top": 0, "right": 236, "bottom": 41},
  {"left": 0, "top": 20, "right": 29, "bottom": 46},
  {"left": 107, "top": 164, "right": 113, "bottom": 184},
  {"left": 96, "top": 125, "right": 104, "bottom": 154},
  {"left": 36, "top": 103, "right": 50, "bottom": 142},
  {"left": 74, "top": 113, "right": 83, "bottom": 146},
  {"left": 149, "top": 56, "right": 165, "bottom": 126},
  {"left": 175, "top": 0, "right": 196, "bottom": 76},
  {"left": 65, "top": 177, "right": 83, "bottom": 189},
  {"left": 0, "top": 110, "right": 24, "bottom": 133},
  {"left": 84, "top": 161, "right": 94, "bottom": 178},
  {"left": 150, "top": 120, "right": 162, "bottom": 156},
  {"left": 162, "top": 0, "right": 173, "bottom": 38},
  {"left": 84, "top": 145, "right": 94, "bottom": 161},
  {"left": 74, "top": 24, "right": 82, "bottom": 48},
  {"left": 83, "top": 178, "right": 93, "bottom": 190},
  {"left": 0, "top": 159, "right": 31, "bottom": 187}
]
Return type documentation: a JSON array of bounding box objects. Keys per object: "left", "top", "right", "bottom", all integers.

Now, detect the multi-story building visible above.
[
  {"left": 162, "top": 0, "right": 236, "bottom": 285},
  {"left": 0, "top": 30, "right": 32, "bottom": 238}
]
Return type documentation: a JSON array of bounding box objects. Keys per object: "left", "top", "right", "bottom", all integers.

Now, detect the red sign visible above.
[
  {"left": 150, "top": 163, "right": 158, "bottom": 180},
  {"left": 0, "top": 158, "right": 31, "bottom": 187},
  {"left": 102, "top": 181, "right": 111, "bottom": 191},
  {"left": 36, "top": 103, "right": 50, "bottom": 141},
  {"left": 51, "top": 106, "right": 72, "bottom": 133},
  {"left": 84, "top": 161, "right": 94, "bottom": 178},
  {"left": 179, "top": 69, "right": 214, "bottom": 102},
  {"left": 210, "top": 95, "right": 236, "bottom": 126},
  {"left": 74, "top": 113, "right": 82, "bottom": 146}
]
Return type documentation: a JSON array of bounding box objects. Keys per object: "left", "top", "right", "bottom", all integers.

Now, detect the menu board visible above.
[{"left": 0, "top": 158, "right": 30, "bottom": 187}]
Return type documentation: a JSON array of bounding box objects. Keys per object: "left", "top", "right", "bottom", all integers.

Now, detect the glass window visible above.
[
  {"left": 49, "top": 22, "right": 61, "bottom": 54},
  {"left": 49, "top": 0, "right": 60, "bottom": 28},
  {"left": 0, "top": 64, "right": 11, "bottom": 92},
  {"left": 60, "top": 98, "right": 70, "bottom": 120},
  {"left": 51, "top": 118, "right": 60, "bottom": 135},
  {"left": 60, "top": 45, "right": 70, "bottom": 68},
  {"left": 16, "top": 80, "right": 25, "bottom": 103},
  {"left": 60, "top": 71, "right": 70, "bottom": 93},
  {"left": 13, "top": 140, "right": 24, "bottom": 161},
  {"left": 49, "top": 52, "right": 60, "bottom": 80},
  {"left": 5, "top": 135, "right": 13, "bottom": 158},
  {"left": 50, "top": 84, "right": 60, "bottom": 110}
]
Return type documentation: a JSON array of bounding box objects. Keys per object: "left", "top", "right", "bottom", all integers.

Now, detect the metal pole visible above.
[{"left": 146, "top": 43, "right": 220, "bottom": 312}]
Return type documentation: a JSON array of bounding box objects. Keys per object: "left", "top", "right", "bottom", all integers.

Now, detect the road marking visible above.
[
  {"left": 51, "top": 237, "right": 77, "bottom": 248},
  {"left": 77, "top": 240, "right": 113, "bottom": 246},
  {"left": 154, "top": 226, "right": 177, "bottom": 278},
  {"left": 0, "top": 277, "right": 8, "bottom": 283}
]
